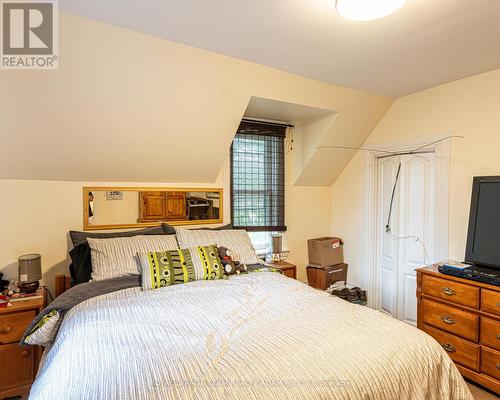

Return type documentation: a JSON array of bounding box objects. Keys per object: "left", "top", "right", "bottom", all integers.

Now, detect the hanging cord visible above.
[
  {"left": 385, "top": 161, "right": 430, "bottom": 265},
  {"left": 316, "top": 135, "right": 464, "bottom": 155},
  {"left": 385, "top": 162, "right": 401, "bottom": 231}
]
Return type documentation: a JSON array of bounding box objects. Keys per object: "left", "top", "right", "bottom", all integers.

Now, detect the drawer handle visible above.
[
  {"left": 497, "top": 364, "right": 500, "bottom": 370},
  {"left": 328, "top": 269, "right": 343, "bottom": 274},
  {"left": 0, "top": 326, "right": 12, "bottom": 334},
  {"left": 440, "top": 315, "right": 455, "bottom": 325},
  {"left": 496, "top": 302, "right": 500, "bottom": 307},
  {"left": 496, "top": 334, "right": 500, "bottom": 340},
  {"left": 441, "top": 287, "right": 456, "bottom": 296},
  {"left": 442, "top": 344, "right": 456, "bottom": 353},
  {"left": 21, "top": 350, "right": 30, "bottom": 357}
]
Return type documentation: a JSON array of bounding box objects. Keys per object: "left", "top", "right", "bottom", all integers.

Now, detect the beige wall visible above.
[
  {"left": 331, "top": 68, "right": 500, "bottom": 288},
  {"left": 0, "top": 12, "right": 391, "bottom": 186}
]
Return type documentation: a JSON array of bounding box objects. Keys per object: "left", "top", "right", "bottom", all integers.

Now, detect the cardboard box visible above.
[{"left": 307, "top": 237, "right": 344, "bottom": 268}]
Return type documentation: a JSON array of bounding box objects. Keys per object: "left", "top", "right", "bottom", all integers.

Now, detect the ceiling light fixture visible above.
[{"left": 335, "top": 0, "right": 407, "bottom": 21}]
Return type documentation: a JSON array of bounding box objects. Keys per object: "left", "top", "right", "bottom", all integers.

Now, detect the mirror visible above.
[{"left": 83, "top": 187, "right": 223, "bottom": 230}]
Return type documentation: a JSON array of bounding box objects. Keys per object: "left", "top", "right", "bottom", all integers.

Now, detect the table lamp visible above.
[{"left": 18, "top": 254, "right": 42, "bottom": 293}]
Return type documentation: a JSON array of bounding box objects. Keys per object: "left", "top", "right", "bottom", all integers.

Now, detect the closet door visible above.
[
  {"left": 377, "top": 152, "right": 436, "bottom": 324},
  {"left": 377, "top": 155, "right": 401, "bottom": 317},
  {"left": 396, "top": 153, "right": 435, "bottom": 324}
]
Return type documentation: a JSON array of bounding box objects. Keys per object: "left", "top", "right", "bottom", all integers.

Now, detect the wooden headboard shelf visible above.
[{"left": 55, "top": 274, "right": 72, "bottom": 298}]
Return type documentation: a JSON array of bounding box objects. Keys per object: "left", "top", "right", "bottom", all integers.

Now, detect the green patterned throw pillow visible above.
[{"left": 139, "top": 244, "right": 224, "bottom": 290}]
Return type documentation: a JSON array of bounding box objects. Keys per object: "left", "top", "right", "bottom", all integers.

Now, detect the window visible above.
[{"left": 230, "top": 120, "right": 286, "bottom": 232}]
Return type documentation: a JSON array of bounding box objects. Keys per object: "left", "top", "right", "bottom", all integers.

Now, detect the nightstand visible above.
[
  {"left": 268, "top": 261, "right": 297, "bottom": 279},
  {"left": 0, "top": 289, "right": 46, "bottom": 399}
]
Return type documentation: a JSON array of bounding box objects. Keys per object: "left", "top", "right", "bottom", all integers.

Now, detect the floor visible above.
[{"left": 467, "top": 381, "right": 498, "bottom": 400}]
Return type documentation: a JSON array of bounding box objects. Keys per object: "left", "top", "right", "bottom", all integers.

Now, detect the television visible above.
[{"left": 465, "top": 176, "right": 500, "bottom": 272}]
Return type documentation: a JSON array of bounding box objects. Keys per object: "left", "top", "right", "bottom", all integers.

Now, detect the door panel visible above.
[
  {"left": 377, "top": 156, "right": 401, "bottom": 317},
  {"left": 377, "top": 152, "right": 436, "bottom": 324}
]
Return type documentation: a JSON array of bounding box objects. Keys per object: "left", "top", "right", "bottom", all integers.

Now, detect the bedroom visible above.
[{"left": 1, "top": 0, "right": 500, "bottom": 399}]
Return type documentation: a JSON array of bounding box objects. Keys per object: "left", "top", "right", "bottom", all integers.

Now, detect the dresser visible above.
[
  {"left": 0, "top": 292, "right": 46, "bottom": 399},
  {"left": 416, "top": 266, "right": 500, "bottom": 394}
]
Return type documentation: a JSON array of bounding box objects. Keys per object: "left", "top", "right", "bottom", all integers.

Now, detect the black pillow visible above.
[
  {"left": 192, "top": 223, "right": 234, "bottom": 230},
  {"left": 69, "top": 225, "right": 171, "bottom": 247},
  {"left": 69, "top": 243, "right": 92, "bottom": 283},
  {"left": 68, "top": 224, "right": 176, "bottom": 283}
]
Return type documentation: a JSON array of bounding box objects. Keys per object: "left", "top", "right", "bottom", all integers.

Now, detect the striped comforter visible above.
[{"left": 30, "top": 273, "right": 472, "bottom": 400}]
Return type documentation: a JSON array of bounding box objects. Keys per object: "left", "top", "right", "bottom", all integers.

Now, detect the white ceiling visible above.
[
  {"left": 245, "top": 97, "right": 335, "bottom": 124},
  {"left": 60, "top": 0, "right": 500, "bottom": 97}
]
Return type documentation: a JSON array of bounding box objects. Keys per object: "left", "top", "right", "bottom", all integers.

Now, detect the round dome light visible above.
[{"left": 336, "top": 0, "right": 407, "bottom": 21}]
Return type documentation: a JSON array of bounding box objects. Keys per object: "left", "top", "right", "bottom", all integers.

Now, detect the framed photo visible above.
[{"left": 106, "top": 191, "right": 123, "bottom": 200}]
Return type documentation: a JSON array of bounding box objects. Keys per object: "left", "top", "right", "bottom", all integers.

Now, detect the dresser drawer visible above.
[
  {"left": 0, "top": 343, "right": 35, "bottom": 389},
  {"left": 422, "top": 275, "right": 479, "bottom": 309},
  {"left": 480, "top": 317, "right": 500, "bottom": 351},
  {"left": 422, "top": 299, "right": 479, "bottom": 342},
  {"left": 481, "top": 289, "right": 500, "bottom": 316},
  {"left": 423, "top": 324, "right": 480, "bottom": 371},
  {"left": 481, "top": 346, "right": 500, "bottom": 381},
  {"left": 0, "top": 311, "right": 36, "bottom": 345}
]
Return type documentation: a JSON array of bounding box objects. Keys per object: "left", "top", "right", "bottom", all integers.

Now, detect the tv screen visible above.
[{"left": 465, "top": 176, "right": 500, "bottom": 270}]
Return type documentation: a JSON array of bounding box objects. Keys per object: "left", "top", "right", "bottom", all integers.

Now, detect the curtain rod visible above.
[{"left": 241, "top": 118, "right": 294, "bottom": 128}]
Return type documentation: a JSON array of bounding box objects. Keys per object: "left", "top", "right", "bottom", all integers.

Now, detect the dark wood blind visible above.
[{"left": 230, "top": 120, "right": 286, "bottom": 232}]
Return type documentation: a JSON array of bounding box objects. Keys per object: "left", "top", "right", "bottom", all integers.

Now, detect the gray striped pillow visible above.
[
  {"left": 175, "top": 227, "right": 261, "bottom": 265},
  {"left": 88, "top": 235, "right": 179, "bottom": 281}
]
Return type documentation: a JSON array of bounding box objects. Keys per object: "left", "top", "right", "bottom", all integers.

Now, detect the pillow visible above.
[
  {"left": 192, "top": 223, "right": 233, "bottom": 230},
  {"left": 24, "top": 310, "right": 61, "bottom": 347},
  {"left": 68, "top": 225, "right": 176, "bottom": 283},
  {"left": 88, "top": 235, "right": 178, "bottom": 281},
  {"left": 69, "top": 225, "right": 174, "bottom": 247},
  {"left": 138, "top": 245, "right": 224, "bottom": 290},
  {"left": 175, "top": 227, "right": 261, "bottom": 265},
  {"left": 69, "top": 243, "right": 92, "bottom": 283}
]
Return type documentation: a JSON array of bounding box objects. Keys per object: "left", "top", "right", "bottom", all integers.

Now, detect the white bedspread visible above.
[{"left": 30, "top": 273, "right": 472, "bottom": 400}]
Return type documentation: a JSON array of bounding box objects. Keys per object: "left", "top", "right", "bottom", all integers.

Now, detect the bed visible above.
[{"left": 27, "top": 271, "right": 472, "bottom": 400}]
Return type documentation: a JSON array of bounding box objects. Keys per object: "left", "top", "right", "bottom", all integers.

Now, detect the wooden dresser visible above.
[
  {"left": 417, "top": 266, "right": 500, "bottom": 394},
  {"left": 0, "top": 291, "right": 46, "bottom": 399}
]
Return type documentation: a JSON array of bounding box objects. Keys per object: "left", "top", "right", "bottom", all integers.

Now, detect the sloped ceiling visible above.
[
  {"left": 0, "top": 13, "right": 392, "bottom": 185},
  {"left": 59, "top": 0, "right": 500, "bottom": 97}
]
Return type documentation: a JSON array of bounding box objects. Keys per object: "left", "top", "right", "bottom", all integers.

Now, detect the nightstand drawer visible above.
[
  {"left": 422, "top": 275, "right": 479, "bottom": 309},
  {"left": 0, "top": 311, "right": 36, "bottom": 344},
  {"left": 482, "top": 289, "right": 500, "bottom": 316},
  {"left": 422, "top": 299, "right": 479, "bottom": 342},
  {"left": 282, "top": 269, "right": 296, "bottom": 279},
  {"left": 0, "top": 343, "right": 35, "bottom": 389},
  {"left": 481, "top": 347, "right": 500, "bottom": 381},
  {"left": 423, "top": 324, "right": 480, "bottom": 371}
]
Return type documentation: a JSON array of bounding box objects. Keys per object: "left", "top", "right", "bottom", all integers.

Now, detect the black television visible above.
[{"left": 465, "top": 176, "right": 500, "bottom": 272}]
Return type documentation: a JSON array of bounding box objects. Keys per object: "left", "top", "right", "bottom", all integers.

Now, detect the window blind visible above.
[{"left": 230, "top": 120, "right": 286, "bottom": 232}]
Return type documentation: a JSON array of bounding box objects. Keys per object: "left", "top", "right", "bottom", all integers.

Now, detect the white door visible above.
[{"left": 377, "top": 152, "right": 436, "bottom": 325}]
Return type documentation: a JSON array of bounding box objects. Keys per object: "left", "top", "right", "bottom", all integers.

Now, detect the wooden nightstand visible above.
[
  {"left": 268, "top": 261, "right": 297, "bottom": 279},
  {"left": 0, "top": 289, "right": 46, "bottom": 399}
]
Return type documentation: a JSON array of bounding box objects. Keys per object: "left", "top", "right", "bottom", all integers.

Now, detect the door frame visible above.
[{"left": 365, "top": 133, "right": 451, "bottom": 309}]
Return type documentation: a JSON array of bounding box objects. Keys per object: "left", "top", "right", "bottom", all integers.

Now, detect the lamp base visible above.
[{"left": 20, "top": 281, "right": 39, "bottom": 294}]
